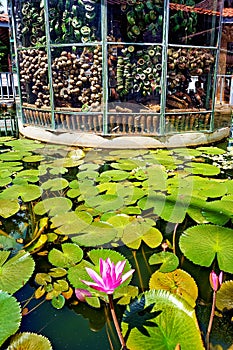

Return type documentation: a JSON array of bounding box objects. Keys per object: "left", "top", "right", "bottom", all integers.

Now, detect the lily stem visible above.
[
  {"left": 205, "top": 290, "right": 216, "bottom": 350},
  {"left": 108, "top": 294, "right": 128, "bottom": 350}
]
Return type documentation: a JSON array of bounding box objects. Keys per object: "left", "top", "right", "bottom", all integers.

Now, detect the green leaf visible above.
[
  {"left": 50, "top": 211, "right": 92, "bottom": 235},
  {"left": 85, "top": 194, "right": 124, "bottom": 213},
  {"left": 33, "top": 197, "right": 72, "bottom": 216},
  {"left": 149, "top": 269, "right": 198, "bottom": 308},
  {"left": 14, "top": 169, "right": 40, "bottom": 183},
  {"left": 0, "top": 184, "right": 42, "bottom": 202},
  {"left": 0, "top": 250, "right": 35, "bottom": 294},
  {"left": 185, "top": 162, "right": 220, "bottom": 176},
  {"left": 149, "top": 251, "right": 179, "bottom": 272},
  {"left": 99, "top": 169, "right": 129, "bottom": 182},
  {"left": 0, "top": 291, "right": 21, "bottom": 347},
  {"left": 122, "top": 218, "right": 163, "bottom": 249},
  {"left": 179, "top": 224, "right": 233, "bottom": 273},
  {"left": 52, "top": 294, "right": 65, "bottom": 309},
  {"left": 0, "top": 199, "right": 20, "bottom": 218},
  {"left": 41, "top": 178, "right": 69, "bottom": 191},
  {"left": 7, "top": 332, "right": 53, "bottom": 349},
  {"left": 48, "top": 243, "right": 83, "bottom": 268},
  {"left": 201, "top": 200, "right": 233, "bottom": 225},
  {"left": 71, "top": 221, "right": 117, "bottom": 247},
  {"left": 23, "top": 155, "right": 45, "bottom": 162},
  {"left": 114, "top": 285, "right": 139, "bottom": 305},
  {"left": 216, "top": 280, "right": 233, "bottom": 311},
  {"left": 196, "top": 146, "right": 226, "bottom": 155},
  {"left": 122, "top": 290, "right": 204, "bottom": 350}
]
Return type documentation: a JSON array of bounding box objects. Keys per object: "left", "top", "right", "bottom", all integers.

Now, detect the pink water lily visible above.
[
  {"left": 81, "top": 257, "right": 135, "bottom": 294},
  {"left": 209, "top": 270, "right": 223, "bottom": 292}
]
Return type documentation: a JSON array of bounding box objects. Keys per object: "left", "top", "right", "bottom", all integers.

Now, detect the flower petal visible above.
[
  {"left": 85, "top": 267, "right": 105, "bottom": 287},
  {"left": 121, "top": 269, "right": 135, "bottom": 283},
  {"left": 115, "top": 260, "right": 126, "bottom": 278},
  {"left": 81, "top": 280, "right": 113, "bottom": 294}
]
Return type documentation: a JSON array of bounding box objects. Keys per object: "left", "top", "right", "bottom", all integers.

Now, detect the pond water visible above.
[{"left": 1, "top": 136, "right": 233, "bottom": 350}]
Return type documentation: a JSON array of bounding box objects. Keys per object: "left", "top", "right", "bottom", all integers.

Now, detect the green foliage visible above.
[{"left": 0, "top": 291, "right": 21, "bottom": 347}]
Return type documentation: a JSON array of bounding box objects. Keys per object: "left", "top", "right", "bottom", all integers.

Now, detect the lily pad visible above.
[
  {"left": 85, "top": 194, "right": 124, "bottom": 213},
  {"left": 149, "top": 269, "right": 198, "bottom": 308},
  {"left": 0, "top": 150, "right": 31, "bottom": 161},
  {"left": 52, "top": 294, "right": 65, "bottom": 309},
  {"left": 122, "top": 290, "right": 204, "bottom": 350},
  {"left": 14, "top": 169, "right": 40, "bottom": 183},
  {"left": 48, "top": 243, "right": 83, "bottom": 268},
  {"left": 0, "top": 184, "right": 42, "bottom": 202},
  {"left": 99, "top": 169, "right": 129, "bottom": 182},
  {"left": 148, "top": 251, "right": 179, "bottom": 272},
  {"left": 50, "top": 211, "right": 92, "bottom": 235},
  {"left": 0, "top": 250, "right": 35, "bottom": 294},
  {"left": 201, "top": 200, "right": 233, "bottom": 225},
  {"left": 33, "top": 197, "right": 72, "bottom": 216},
  {"left": 0, "top": 199, "right": 20, "bottom": 218},
  {"left": 7, "top": 332, "right": 53, "bottom": 349},
  {"left": 196, "top": 146, "right": 226, "bottom": 155},
  {"left": 185, "top": 162, "right": 220, "bottom": 176},
  {"left": 122, "top": 218, "right": 163, "bottom": 249},
  {"left": 179, "top": 224, "right": 233, "bottom": 273},
  {"left": 71, "top": 221, "right": 118, "bottom": 247},
  {"left": 6, "top": 139, "right": 44, "bottom": 151},
  {"left": 22, "top": 155, "right": 45, "bottom": 162},
  {"left": 41, "top": 178, "right": 69, "bottom": 191},
  {"left": 216, "top": 280, "right": 233, "bottom": 311},
  {"left": 0, "top": 291, "right": 21, "bottom": 347}
]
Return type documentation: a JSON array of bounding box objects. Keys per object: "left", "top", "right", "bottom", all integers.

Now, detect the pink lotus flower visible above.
[
  {"left": 81, "top": 257, "right": 135, "bottom": 294},
  {"left": 209, "top": 270, "right": 223, "bottom": 292}
]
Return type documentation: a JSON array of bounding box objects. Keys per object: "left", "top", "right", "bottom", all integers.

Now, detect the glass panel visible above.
[
  {"left": 107, "top": 113, "right": 160, "bottom": 134},
  {"left": 165, "top": 111, "right": 211, "bottom": 133},
  {"left": 55, "top": 112, "right": 103, "bottom": 132},
  {"left": 49, "top": 0, "right": 101, "bottom": 44},
  {"left": 166, "top": 47, "right": 216, "bottom": 111},
  {"left": 169, "top": 1, "right": 220, "bottom": 47},
  {"left": 107, "top": 0, "right": 163, "bottom": 43},
  {"left": 18, "top": 49, "right": 50, "bottom": 108},
  {"left": 108, "top": 44, "right": 162, "bottom": 107},
  {"left": 14, "top": 0, "right": 46, "bottom": 47},
  {"left": 22, "top": 108, "right": 52, "bottom": 127},
  {"left": 51, "top": 46, "right": 103, "bottom": 111}
]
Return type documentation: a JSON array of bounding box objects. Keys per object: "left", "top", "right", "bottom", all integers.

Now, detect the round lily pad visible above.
[
  {"left": 216, "top": 280, "right": 233, "bottom": 311},
  {"left": 7, "top": 332, "right": 53, "bottom": 349},
  {"left": 149, "top": 269, "right": 198, "bottom": 308},
  {"left": 33, "top": 197, "right": 72, "bottom": 216},
  {"left": 0, "top": 291, "right": 21, "bottom": 347},
  {"left": 122, "top": 290, "right": 204, "bottom": 350},
  {"left": 179, "top": 224, "right": 233, "bottom": 273}
]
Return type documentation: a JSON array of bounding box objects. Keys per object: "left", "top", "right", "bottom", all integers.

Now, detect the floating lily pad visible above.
[
  {"left": 185, "top": 162, "right": 220, "bottom": 176},
  {"left": 7, "top": 332, "right": 53, "bottom": 349},
  {"left": 52, "top": 294, "right": 65, "bottom": 309},
  {"left": 109, "top": 149, "right": 148, "bottom": 158},
  {"left": 49, "top": 166, "right": 68, "bottom": 175},
  {"left": 33, "top": 197, "right": 72, "bottom": 216},
  {"left": 0, "top": 184, "right": 42, "bottom": 202},
  {"left": 14, "top": 169, "right": 40, "bottom": 183},
  {"left": 201, "top": 200, "right": 233, "bottom": 225},
  {"left": 216, "top": 280, "right": 233, "bottom": 311},
  {"left": 6, "top": 139, "right": 44, "bottom": 151},
  {"left": 149, "top": 251, "right": 179, "bottom": 272},
  {"left": 0, "top": 291, "right": 21, "bottom": 347},
  {"left": 196, "top": 146, "right": 226, "bottom": 155},
  {"left": 99, "top": 169, "right": 129, "bottom": 182},
  {"left": 0, "top": 250, "right": 35, "bottom": 294},
  {"left": 0, "top": 199, "right": 20, "bottom": 218},
  {"left": 51, "top": 157, "right": 83, "bottom": 168},
  {"left": 0, "top": 150, "right": 31, "bottom": 161},
  {"left": 50, "top": 211, "right": 92, "bottom": 235},
  {"left": 122, "top": 290, "right": 204, "bottom": 350},
  {"left": 122, "top": 218, "right": 163, "bottom": 249},
  {"left": 0, "top": 177, "right": 12, "bottom": 187},
  {"left": 85, "top": 194, "right": 124, "bottom": 213},
  {"left": 71, "top": 221, "right": 117, "bottom": 247},
  {"left": 110, "top": 158, "right": 146, "bottom": 171},
  {"left": 48, "top": 243, "right": 83, "bottom": 268},
  {"left": 149, "top": 269, "right": 198, "bottom": 308},
  {"left": 22, "top": 155, "right": 45, "bottom": 162},
  {"left": 179, "top": 224, "right": 233, "bottom": 273},
  {"left": 41, "top": 178, "right": 69, "bottom": 191},
  {"left": 107, "top": 214, "right": 132, "bottom": 238},
  {"left": 77, "top": 170, "right": 99, "bottom": 180}
]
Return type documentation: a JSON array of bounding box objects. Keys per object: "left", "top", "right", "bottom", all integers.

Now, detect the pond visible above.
[{"left": 0, "top": 136, "right": 233, "bottom": 350}]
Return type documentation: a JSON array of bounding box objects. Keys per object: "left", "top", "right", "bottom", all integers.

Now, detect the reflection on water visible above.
[{"left": 15, "top": 284, "right": 115, "bottom": 350}]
